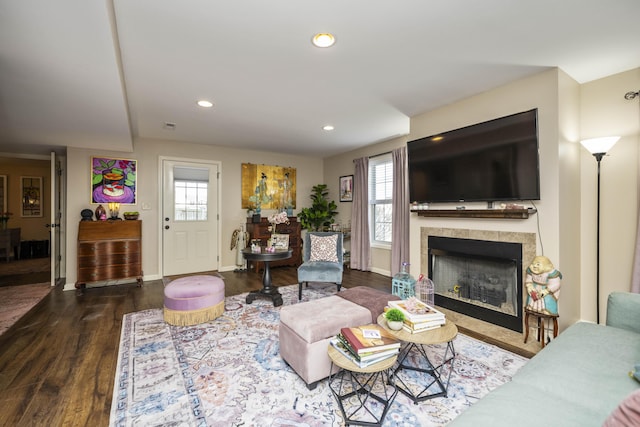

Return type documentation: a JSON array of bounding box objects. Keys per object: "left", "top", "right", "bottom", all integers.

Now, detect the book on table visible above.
[
  {"left": 336, "top": 334, "right": 399, "bottom": 362},
  {"left": 403, "top": 317, "right": 445, "bottom": 330},
  {"left": 402, "top": 321, "right": 443, "bottom": 334},
  {"left": 340, "top": 324, "right": 401, "bottom": 355},
  {"left": 330, "top": 338, "right": 398, "bottom": 368},
  {"left": 388, "top": 297, "right": 446, "bottom": 322}
]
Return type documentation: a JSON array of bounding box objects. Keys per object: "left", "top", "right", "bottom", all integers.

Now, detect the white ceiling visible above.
[{"left": 2, "top": 0, "right": 640, "bottom": 158}]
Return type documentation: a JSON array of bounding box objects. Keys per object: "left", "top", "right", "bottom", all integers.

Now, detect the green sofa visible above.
[{"left": 450, "top": 292, "right": 640, "bottom": 427}]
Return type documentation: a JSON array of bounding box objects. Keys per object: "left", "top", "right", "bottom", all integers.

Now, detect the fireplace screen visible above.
[
  {"left": 428, "top": 236, "right": 523, "bottom": 332},
  {"left": 432, "top": 254, "right": 517, "bottom": 316}
]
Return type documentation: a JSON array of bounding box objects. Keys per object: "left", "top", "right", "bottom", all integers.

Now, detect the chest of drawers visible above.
[{"left": 76, "top": 220, "right": 143, "bottom": 288}]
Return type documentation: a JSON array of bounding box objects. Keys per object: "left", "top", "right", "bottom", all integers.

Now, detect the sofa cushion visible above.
[{"left": 279, "top": 295, "right": 370, "bottom": 343}]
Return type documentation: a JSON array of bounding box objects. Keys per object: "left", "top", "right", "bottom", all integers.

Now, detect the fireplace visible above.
[{"left": 428, "top": 236, "right": 524, "bottom": 332}]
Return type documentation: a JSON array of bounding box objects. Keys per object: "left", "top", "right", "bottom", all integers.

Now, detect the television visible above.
[{"left": 407, "top": 109, "right": 540, "bottom": 204}]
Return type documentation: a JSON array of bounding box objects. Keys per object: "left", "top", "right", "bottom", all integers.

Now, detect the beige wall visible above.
[
  {"left": 0, "top": 156, "right": 51, "bottom": 241},
  {"left": 579, "top": 67, "right": 640, "bottom": 322},
  {"left": 64, "top": 139, "right": 323, "bottom": 289},
  {"left": 60, "top": 67, "right": 640, "bottom": 325},
  {"left": 324, "top": 67, "right": 640, "bottom": 328}
]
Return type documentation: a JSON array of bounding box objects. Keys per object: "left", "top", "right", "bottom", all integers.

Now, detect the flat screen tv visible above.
[{"left": 408, "top": 109, "right": 540, "bottom": 204}]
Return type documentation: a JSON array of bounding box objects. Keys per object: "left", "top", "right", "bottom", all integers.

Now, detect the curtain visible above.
[
  {"left": 351, "top": 157, "right": 371, "bottom": 271},
  {"left": 391, "top": 146, "right": 410, "bottom": 277}
]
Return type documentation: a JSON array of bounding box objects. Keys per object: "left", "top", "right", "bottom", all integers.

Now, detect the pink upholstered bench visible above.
[
  {"left": 279, "top": 286, "right": 399, "bottom": 389},
  {"left": 163, "top": 275, "right": 225, "bottom": 326}
]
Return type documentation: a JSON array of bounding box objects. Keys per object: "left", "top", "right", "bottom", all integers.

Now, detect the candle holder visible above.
[{"left": 108, "top": 202, "right": 120, "bottom": 220}]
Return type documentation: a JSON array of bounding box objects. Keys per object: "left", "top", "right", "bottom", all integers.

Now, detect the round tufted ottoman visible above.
[{"left": 163, "top": 275, "right": 225, "bottom": 326}]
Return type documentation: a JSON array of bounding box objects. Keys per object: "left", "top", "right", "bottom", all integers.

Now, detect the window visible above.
[
  {"left": 369, "top": 153, "right": 393, "bottom": 244},
  {"left": 174, "top": 180, "right": 208, "bottom": 221}
]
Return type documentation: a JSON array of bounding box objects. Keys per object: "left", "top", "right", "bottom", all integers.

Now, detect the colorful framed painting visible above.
[
  {"left": 339, "top": 175, "right": 353, "bottom": 202},
  {"left": 91, "top": 157, "right": 137, "bottom": 204}
]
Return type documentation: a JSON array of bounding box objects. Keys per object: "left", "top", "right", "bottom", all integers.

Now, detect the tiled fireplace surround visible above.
[{"left": 420, "top": 227, "right": 541, "bottom": 357}]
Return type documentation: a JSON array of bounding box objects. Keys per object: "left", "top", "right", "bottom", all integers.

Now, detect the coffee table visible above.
[
  {"left": 377, "top": 313, "right": 458, "bottom": 403},
  {"left": 242, "top": 248, "right": 292, "bottom": 306},
  {"left": 328, "top": 344, "right": 398, "bottom": 426}
]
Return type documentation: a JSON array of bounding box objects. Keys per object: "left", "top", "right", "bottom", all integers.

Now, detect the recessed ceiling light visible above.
[
  {"left": 312, "top": 33, "right": 336, "bottom": 48},
  {"left": 197, "top": 100, "right": 213, "bottom": 108},
  {"left": 323, "top": 125, "right": 335, "bottom": 131}
]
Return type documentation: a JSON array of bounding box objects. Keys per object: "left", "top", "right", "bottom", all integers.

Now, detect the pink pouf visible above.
[{"left": 163, "top": 275, "right": 225, "bottom": 326}]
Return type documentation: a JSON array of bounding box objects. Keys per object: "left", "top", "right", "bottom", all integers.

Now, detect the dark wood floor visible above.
[{"left": 0, "top": 267, "right": 393, "bottom": 426}]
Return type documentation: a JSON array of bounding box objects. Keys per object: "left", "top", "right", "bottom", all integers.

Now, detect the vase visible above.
[{"left": 387, "top": 320, "right": 403, "bottom": 331}]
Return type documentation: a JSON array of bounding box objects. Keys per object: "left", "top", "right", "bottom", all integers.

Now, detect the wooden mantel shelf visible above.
[{"left": 412, "top": 208, "right": 536, "bottom": 219}]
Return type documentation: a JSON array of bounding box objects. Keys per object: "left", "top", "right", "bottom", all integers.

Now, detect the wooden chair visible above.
[{"left": 524, "top": 307, "right": 559, "bottom": 348}]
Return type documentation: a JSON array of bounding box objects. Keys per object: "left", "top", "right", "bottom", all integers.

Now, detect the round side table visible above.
[
  {"left": 328, "top": 345, "right": 398, "bottom": 426},
  {"left": 377, "top": 313, "right": 458, "bottom": 403}
]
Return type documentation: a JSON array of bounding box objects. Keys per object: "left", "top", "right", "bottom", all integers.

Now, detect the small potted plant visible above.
[{"left": 385, "top": 308, "right": 406, "bottom": 331}]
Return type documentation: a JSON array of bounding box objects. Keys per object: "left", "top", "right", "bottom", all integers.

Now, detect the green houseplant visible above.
[
  {"left": 385, "top": 308, "right": 406, "bottom": 331},
  {"left": 297, "top": 184, "right": 338, "bottom": 231}
]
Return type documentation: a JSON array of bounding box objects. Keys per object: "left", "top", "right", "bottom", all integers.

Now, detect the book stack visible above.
[
  {"left": 331, "top": 324, "right": 401, "bottom": 368},
  {"left": 388, "top": 297, "right": 446, "bottom": 334}
]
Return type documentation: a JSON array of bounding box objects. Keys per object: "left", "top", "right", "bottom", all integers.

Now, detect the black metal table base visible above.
[
  {"left": 393, "top": 341, "right": 456, "bottom": 403},
  {"left": 329, "top": 364, "right": 397, "bottom": 426}
]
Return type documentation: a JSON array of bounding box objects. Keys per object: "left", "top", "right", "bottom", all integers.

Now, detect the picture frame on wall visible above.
[
  {"left": 21, "top": 176, "right": 43, "bottom": 217},
  {"left": 339, "top": 175, "right": 353, "bottom": 202},
  {"left": 91, "top": 157, "right": 137, "bottom": 204}
]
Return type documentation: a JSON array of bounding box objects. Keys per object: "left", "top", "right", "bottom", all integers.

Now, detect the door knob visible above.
[{"left": 165, "top": 225, "right": 170, "bottom": 230}]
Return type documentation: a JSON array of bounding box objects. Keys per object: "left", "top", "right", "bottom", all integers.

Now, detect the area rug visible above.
[
  {"left": 110, "top": 284, "right": 528, "bottom": 426},
  {"left": 0, "top": 282, "right": 52, "bottom": 335}
]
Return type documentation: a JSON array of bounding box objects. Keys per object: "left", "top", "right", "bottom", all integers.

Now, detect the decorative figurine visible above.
[
  {"left": 80, "top": 209, "right": 94, "bottom": 221},
  {"left": 525, "top": 255, "right": 562, "bottom": 315},
  {"left": 95, "top": 204, "right": 106, "bottom": 221}
]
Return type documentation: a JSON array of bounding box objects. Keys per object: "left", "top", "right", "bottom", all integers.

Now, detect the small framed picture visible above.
[
  {"left": 21, "top": 176, "right": 43, "bottom": 217},
  {"left": 339, "top": 175, "right": 353, "bottom": 202},
  {"left": 271, "top": 233, "right": 290, "bottom": 250}
]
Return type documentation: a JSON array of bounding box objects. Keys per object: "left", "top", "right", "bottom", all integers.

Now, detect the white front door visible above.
[{"left": 162, "top": 159, "right": 219, "bottom": 276}]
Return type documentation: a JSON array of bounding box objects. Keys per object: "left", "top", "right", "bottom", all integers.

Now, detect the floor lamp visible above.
[{"left": 580, "top": 136, "right": 620, "bottom": 324}]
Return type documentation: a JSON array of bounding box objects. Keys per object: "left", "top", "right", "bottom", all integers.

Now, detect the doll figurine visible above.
[{"left": 525, "top": 255, "right": 562, "bottom": 315}]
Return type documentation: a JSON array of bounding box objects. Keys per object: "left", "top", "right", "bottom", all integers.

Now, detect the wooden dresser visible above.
[
  {"left": 76, "top": 220, "right": 143, "bottom": 288},
  {"left": 246, "top": 217, "right": 301, "bottom": 272}
]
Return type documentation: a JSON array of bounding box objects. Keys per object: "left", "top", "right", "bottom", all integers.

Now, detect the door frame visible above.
[{"left": 158, "top": 156, "right": 222, "bottom": 277}]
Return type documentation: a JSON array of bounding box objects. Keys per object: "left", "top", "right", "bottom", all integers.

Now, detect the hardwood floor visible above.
[{"left": 0, "top": 267, "right": 393, "bottom": 426}]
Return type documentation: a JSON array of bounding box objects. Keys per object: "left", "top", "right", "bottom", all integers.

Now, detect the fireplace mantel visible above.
[{"left": 412, "top": 208, "right": 536, "bottom": 219}]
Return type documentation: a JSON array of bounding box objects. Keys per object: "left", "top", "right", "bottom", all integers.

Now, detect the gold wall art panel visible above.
[{"left": 242, "top": 163, "right": 296, "bottom": 210}]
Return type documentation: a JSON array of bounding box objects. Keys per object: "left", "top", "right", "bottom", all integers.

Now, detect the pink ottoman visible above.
[{"left": 163, "top": 275, "right": 225, "bottom": 326}]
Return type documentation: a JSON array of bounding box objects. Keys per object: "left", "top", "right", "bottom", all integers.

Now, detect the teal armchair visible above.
[{"left": 297, "top": 232, "right": 344, "bottom": 300}]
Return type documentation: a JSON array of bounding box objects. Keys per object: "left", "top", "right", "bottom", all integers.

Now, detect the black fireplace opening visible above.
[{"left": 428, "top": 236, "right": 523, "bottom": 332}]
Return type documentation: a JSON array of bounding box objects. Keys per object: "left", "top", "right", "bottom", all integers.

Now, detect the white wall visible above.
[{"left": 64, "top": 139, "right": 323, "bottom": 289}]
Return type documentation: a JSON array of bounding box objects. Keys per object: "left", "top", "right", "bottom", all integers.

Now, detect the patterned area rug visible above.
[
  {"left": 110, "top": 284, "right": 528, "bottom": 426},
  {"left": 0, "top": 282, "right": 51, "bottom": 335}
]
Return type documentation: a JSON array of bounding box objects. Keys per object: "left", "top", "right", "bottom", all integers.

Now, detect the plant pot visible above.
[{"left": 387, "top": 320, "right": 403, "bottom": 331}]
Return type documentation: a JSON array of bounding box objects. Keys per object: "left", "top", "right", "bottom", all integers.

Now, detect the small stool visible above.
[
  {"left": 524, "top": 308, "right": 558, "bottom": 348},
  {"left": 163, "top": 275, "right": 225, "bottom": 326}
]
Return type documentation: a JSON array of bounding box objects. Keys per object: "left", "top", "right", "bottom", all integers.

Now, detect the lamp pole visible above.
[
  {"left": 594, "top": 152, "right": 604, "bottom": 324},
  {"left": 581, "top": 136, "right": 619, "bottom": 324}
]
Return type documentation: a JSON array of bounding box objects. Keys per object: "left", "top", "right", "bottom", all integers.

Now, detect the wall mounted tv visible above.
[{"left": 408, "top": 109, "right": 540, "bottom": 204}]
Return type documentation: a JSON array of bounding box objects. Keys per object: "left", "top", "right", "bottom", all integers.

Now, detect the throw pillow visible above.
[
  {"left": 309, "top": 234, "right": 339, "bottom": 262},
  {"left": 602, "top": 388, "right": 640, "bottom": 427}
]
